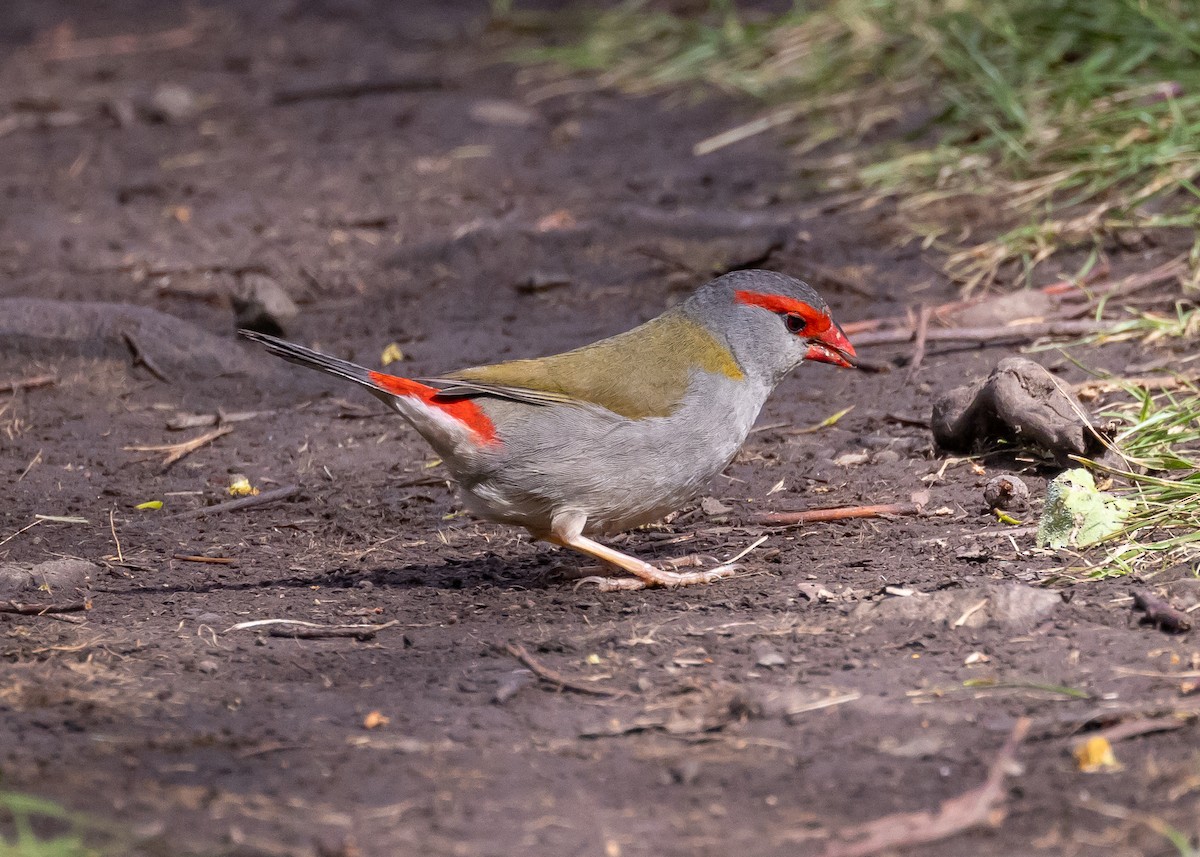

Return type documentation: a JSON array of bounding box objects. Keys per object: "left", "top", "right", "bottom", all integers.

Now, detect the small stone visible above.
[
  {"left": 753, "top": 641, "right": 787, "bottom": 667},
  {"left": 492, "top": 670, "right": 533, "bottom": 704},
  {"left": 196, "top": 659, "right": 219, "bottom": 674},
  {"left": 469, "top": 99, "right": 538, "bottom": 127},
  {"left": 872, "top": 449, "right": 901, "bottom": 466},
  {"left": 0, "top": 558, "right": 95, "bottom": 600},
  {"left": 700, "top": 497, "right": 733, "bottom": 516},
  {"left": 670, "top": 759, "right": 701, "bottom": 785},
  {"left": 147, "top": 83, "right": 200, "bottom": 123},
  {"left": 233, "top": 273, "right": 298, "bottom": 336},
  {"left": 983, "top": 474, "right": 1030, "bottom": 511}
]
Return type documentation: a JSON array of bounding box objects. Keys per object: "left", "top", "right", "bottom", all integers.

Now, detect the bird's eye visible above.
[{"left": 784, "top": 313, "right": 807, "bottom": 334}]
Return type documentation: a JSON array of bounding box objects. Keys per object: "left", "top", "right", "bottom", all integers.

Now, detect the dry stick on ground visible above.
[
  {"left": 171, "top": 554, "right": 235, "bottom": 564},
  {"left": 840, "top": 260, "right": 1116, "bottom": 338},
  {"left": 850, "top": 319, "right": 1113, "bottom": 349},
  {"left": 1073, "top": 713, "right": 1195, "bottom": 754},
  {"left": 905, "top": 304, "right": 934, "bottom": 378},
  {"left": 752, "top": 501, "right": 926, "bottom": 527},
  {"left": 108, "top": 509, "right": 124, "bottom": 564},
  {"left": 1132, "top": 590, "right": 1193, "bottom": 633},
  {"left": 269, "top": 620, "right": 398, "bottom": 641},
  {"left": 173, "top": 484, "right": 301, "bottom": 519},
  {"left": 167, "top": 409, "right": 274, "bottom": 430},
  {"left": 226, "top": 618, "right": 399, "bottom": 641},
  {"left": 17, "top": 448, "right": 42, "bottom": 482},
  {"left": 0, "top": 600, "right": 89, "bottom": 615},
  {"left": 1081, "top": 255, "right": 1189, "bottom": 313},
  {"left": 835, "top": 264, "right": 1104, "bottom": 336},
  {"left": 272, "top": 76, "right": 445, "bottom": 105},
  {"left": 1074, "top": 373, "right": 1200, "bottom": 399},
  {"left": 37, "top": 12, "right": 203, "bottom": 61},
  {"left": 842, "top": 257, "right": 1177, "bottom": 348},
  {"left": 0, "top": 519, "right": 43, "bottom": 550},
  {"left": 504, "top": 643, "right": 630, "bottom": 699},
  {"left": 0, "top": 373, "right": 57, "bottom": 394},
  {"left": 124, "top": 425, "right": 233, "bottom": 468},
  {"left": 820, "top": 718, "right": 1031, "bottom": 857}
]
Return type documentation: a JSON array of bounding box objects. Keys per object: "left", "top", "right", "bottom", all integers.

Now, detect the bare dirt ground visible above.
[{"left": 2, "top": 2, "right": 1199, "bottom": 856}]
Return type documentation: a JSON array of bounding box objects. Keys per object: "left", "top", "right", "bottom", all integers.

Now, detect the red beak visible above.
[{"left": 805, "top": 321, "right": 857, "bottom": 369}]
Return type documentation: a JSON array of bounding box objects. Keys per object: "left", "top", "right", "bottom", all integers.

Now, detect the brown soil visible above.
[{"left": 2, "top": 3, "right": 1198, "bottom": 856}]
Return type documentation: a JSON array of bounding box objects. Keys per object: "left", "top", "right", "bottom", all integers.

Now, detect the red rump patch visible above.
[
  {"left": 367, "top": 371, "right": 498, "bottom": 445},
  {"left": 734, "top": 290, "right": 832, "bottom": 333}
]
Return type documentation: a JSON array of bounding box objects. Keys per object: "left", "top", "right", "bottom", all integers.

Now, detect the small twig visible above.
[
  {"left": 851, "top": 319, "right": 1112, "bottom": 349},
  {"left": 167, "top": 409, "right": 274, "bottom": 430},
  {"left": 173, "top": 484, "right": 301, "bottom": 519},
  {"left": 1040, "top": 258, "right": 1113, "bottom": 296},
  {"left": 1073, "top": 373, "right": 1200, "bottom": 399},
  {"left": 1085, "top": 255, "right": 1188, "bottom": 311},
  {"left": 724, "top": 535, "right": 769, "bottom": 566},
  {"left": 226, "top": 618, "right": 398, "bottom": 641},
  {"left": 124, "top": 425, "right": 233, "bottom": 467},
  {"left": 121, "top": 331, "right": 170, "bottom": 382},
  {"left": 172, "top": 554, "right": 235, "bottom": 564},
  {"left": 0, "top": 373, "right": 57, "bottom": 394},
  {"left": 820, "top": 718, "right": 1030, "bottom": 857},
  {"left": 752, "top": 501, "right": 926, "bottom": 527},
  {"left": 1132, "top": 590, "right": 1192, "bottom": 633},
  {"left": 0, "top": 600, "right": 89, "bottom": 615},
  {"left": 952, "top": 597, "right": 990, "bottom": 629},
  {"left": 37, "top": 12, "right": 203, "bottom": 60},
  {"left": 693, "top": 104, "right": 803, "bottom": 156},
  {"left": 906, "top": 304, "right": 933, "bottom": 378},
  {"left": 108, "top": 509, "right": 123, "bottom": 564},
  {"left": 1073, "top": 713, "right": 1194, "bottom": 753},
  {"left": 841, "top": 266, "right": 1110, "bottom": 338},
  {"left": 0, "top": 519, "right": 44, "bottom": 550},
  {"left": 272, "top": 620, "right": 396, "bottom": 640},
  {"left": 504, "top": 643, "right": 629, "bottom": 698},
  {"left": 17, "top": 448, "right": 42, "bottom": 482},
  {"left": 272, "top": 76, "right": 445, "bottom": 105}
]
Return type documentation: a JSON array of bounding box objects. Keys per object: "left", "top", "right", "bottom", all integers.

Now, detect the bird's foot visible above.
[{"left": 577, "top": 562, "right": 740, "bottom": 592}]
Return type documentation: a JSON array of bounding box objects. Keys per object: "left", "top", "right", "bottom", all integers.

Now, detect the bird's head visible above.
[{"left": 684, "top": 270, "right": 857, "bottom": 385}]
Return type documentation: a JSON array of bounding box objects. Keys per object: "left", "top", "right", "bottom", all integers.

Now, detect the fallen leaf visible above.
[
  {"left": 1074, "top": 736, "right": 1120, "bottom": 772},
  {"left": 363, "top": 710, "right": 390, "bottom": 730},
  {"left": 227, "top": 475, "right": 259, "bottom": 497},
  {"left": 381, "top": 342, "right": 405, "bottom": 366}
]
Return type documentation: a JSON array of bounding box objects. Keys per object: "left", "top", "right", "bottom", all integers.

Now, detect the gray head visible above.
[{"left": 681, "top": 270, "right": 857, "bottom": 385}]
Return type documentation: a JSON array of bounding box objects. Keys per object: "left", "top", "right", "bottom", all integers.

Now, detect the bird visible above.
[{"left": 240, "top": 269, "right": 857, "bottom": 591}]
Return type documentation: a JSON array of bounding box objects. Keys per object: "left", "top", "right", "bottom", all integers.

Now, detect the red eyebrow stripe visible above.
[
  {"left": 368, "top": 371, "right": 498, "bottom": 444},
  {"left": 734, "top": 290, "right": 831, "bottom": 332}
]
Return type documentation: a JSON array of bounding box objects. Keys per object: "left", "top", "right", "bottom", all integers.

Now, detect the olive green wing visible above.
[{"left": 426, "top": 312, "right": 744, "bottom": 420}]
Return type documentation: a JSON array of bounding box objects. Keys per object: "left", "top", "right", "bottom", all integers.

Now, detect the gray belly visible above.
[{"left": 453, "top": 374, "right": 770, "bottom": 536}]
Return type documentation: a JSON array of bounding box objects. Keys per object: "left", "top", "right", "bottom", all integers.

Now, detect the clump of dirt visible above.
[{"left": 932, "top": 357, "right": 1107, "bottom": 463}]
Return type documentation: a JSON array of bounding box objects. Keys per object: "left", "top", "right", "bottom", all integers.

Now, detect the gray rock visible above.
[
  {"left": 853, "top": 583, "right": 1061, "bottom": 630},
  {"left": 0, "top": 558, "right": 95, "bottom": 600}
]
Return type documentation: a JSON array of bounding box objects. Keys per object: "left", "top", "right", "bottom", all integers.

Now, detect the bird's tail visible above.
[
  {"left": 239, "top": 329, "right": 380, "bottom": 391},
  {"left": 240, "top": 330, "right": 499, "bottom": 445}
]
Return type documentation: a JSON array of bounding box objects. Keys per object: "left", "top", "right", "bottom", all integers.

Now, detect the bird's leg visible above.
[{"left": 545, "top": 510, "right": 740, "bottom": 592}]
